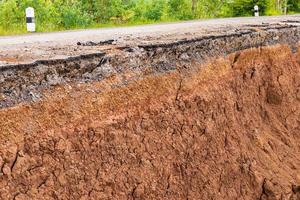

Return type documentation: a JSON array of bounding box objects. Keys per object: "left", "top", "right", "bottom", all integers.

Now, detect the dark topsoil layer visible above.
[
  {"left": 0, "top": 25, "right": 300, "bottom": 200},
  {"left": 1, "top": 24, "right": 300, "bottom": 108}
]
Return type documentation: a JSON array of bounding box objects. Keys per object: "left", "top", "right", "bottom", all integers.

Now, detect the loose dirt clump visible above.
[{"left": 0, "top": 45, "right": 299, "bottom": 199}]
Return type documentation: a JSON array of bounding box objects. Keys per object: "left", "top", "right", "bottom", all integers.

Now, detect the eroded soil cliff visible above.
[{"left": 0, "top": 44, "right": 299, "bottom": 199}]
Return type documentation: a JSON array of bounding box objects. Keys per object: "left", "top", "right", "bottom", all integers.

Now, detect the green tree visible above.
[{"left": 288, "top": 0, "right": 300, "bottom": 13}]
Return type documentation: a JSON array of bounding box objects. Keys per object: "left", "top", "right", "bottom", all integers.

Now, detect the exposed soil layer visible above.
[{"left": 0, "top": 45, "right": 299, "bottom": 199}]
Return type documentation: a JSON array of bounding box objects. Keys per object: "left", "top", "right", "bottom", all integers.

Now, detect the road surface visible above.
[{"left": 0, "top": 15, "right": 300, "bottom": 65}]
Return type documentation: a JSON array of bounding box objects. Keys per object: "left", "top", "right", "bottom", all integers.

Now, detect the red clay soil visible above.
[{"left": 0, "top": 45, "right": 300, "bottom": 199}]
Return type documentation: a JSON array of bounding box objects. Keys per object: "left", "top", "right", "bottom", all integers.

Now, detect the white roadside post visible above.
[
  {"left": 26, "top": 7, "right": 35, "bottom": 32},
  {"left": 254, "top": 5, "right": 259, "bottom": 17}
]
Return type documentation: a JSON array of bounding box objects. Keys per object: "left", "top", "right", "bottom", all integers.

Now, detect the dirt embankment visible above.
[{"left": 0, "top": 44, "right": 299, "bottom": 199}]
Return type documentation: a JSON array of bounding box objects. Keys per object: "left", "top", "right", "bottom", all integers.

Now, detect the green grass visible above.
[
  {"left": 0, "top": 13, "right": 299, "bottom": 36},
  {"left": 0, "top": 25, "right": 27, "bottom": 36},
  {"left": 0, "top": 18, "right": 181, "bottom": 36}
]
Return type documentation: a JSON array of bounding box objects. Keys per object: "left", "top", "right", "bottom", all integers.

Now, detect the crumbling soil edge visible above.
[{"left": 0, "top": 25, "right": 300, "bottom": 108}]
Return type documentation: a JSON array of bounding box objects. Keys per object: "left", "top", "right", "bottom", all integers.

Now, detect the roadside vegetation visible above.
[{"left": 0, "top": 0, "right": 299, "bottom": 35}]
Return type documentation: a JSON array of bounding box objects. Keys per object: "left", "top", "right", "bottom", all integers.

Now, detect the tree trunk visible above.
[
  {"left": 192, "top": 0, "right": 197, "bottom": 16},
  {"left": 276, "top": 0, "right": 282, "bottom": 13},
  {"left": 284, "top": 0, "right": 288, "bottom": 14}
]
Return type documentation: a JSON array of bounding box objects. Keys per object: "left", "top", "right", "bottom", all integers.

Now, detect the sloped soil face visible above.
[{"left": 0, "top": 45, "right": 300, "bottom": 199}]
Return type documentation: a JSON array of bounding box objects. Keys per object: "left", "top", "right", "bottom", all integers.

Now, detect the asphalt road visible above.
[
  {"left": 1, "top": 15, "right": 300, "bottom": 46},
  {"left": 0, "top": 15, "right": 300, "bottom": 65}
]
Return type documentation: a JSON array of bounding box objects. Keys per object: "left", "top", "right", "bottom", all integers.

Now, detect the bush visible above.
[
  {"left": 144, "top": 0, "right": 166, "bottom": 21},
  {"left": 0, "top": 0, "right": 23, "bottom": 29},
  {"left": 60, "top": 6, "right": 92, "bottom": 29}
]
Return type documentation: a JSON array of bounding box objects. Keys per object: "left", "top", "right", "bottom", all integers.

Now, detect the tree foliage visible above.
[{"left": 0, "top": 0, "right": 299, "bottom": 34}]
